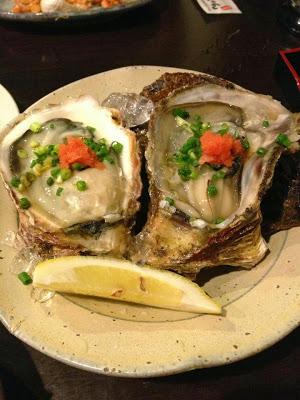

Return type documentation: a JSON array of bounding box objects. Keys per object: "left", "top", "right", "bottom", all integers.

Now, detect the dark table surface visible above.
[{"left": 0, "top": 0, "right": 300, "bottom": 399}]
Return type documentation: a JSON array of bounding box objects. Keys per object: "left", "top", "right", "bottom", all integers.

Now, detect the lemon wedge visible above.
[{"left": 32, "top": 256, "right": 221, "bottom": 314}]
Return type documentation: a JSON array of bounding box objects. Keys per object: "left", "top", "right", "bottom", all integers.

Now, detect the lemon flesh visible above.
[{"left": 32, "top": 256, "right": 221, "bottom": 314}]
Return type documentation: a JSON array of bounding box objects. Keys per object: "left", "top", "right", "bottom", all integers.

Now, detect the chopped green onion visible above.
[
  {"left": 30, "top": 122, "right": 42, "bottom": 133},
  {"left": 17, "top": 149, "right": 28, "bottom": 159},
  {"left": 212, "top": 170, "right": 226, "bottom": 181},
  {"left": 207, "top": 183, "right": 218, "bottom": 197},
  {"left": 19, "top": 197, "right": 31, "bottom": 209},
  {"left": 165, "top": 197, "right": 175, "bottom": 206},
  {"left": 214, "top": 217, "right": 225, "bottom": 224},
  {"left": 178, "top": 166, "right": 192, "bottom": 181},
  {"left": 241, "top": 137, "right": 250, "bottom": 150},
  {"left": 172, "top": 108, "right": 190, "bottom": 119},
  {"left": 175, "top": 116, "right": 194, "bottom": 134},
  {"left": 18, "top": 183, "right": 25, "bottom": 192},
  {"left": 256, "top": 147, "right": 267, "bottom": 157},
  {"left": 34, "top": 146, "right": 48, "bottom": 156},
  {"left": 20, "top": 175, "right": 30, "bottom": 188},
  {"left": 218, "top": 123, "right": 229, "bottom": 135},
  {"left": 30, "top": 140, "right": 40, "bottom": 148},
  {"left": 201, "top": 122, "right": 211, "bottom": 131},
  {"left": 32, "top": 164, "right": 43, "bottom": 176},
  {"left": 25, "top": 172, "right": 36, "bottom": 183},
  {"left": 191, "top": 117, "right": 204, "bottom": 137},
  {"left": 76, "top": 180, "right": 88, "bottom": 191},
  {"left": 10, "top": 176, "right": 21, "bottom": 188},
  {"left": 51, "top": 167, "right": 61, "bottom": 178},
  {"left": 60, "top": 168, "right": 72, "bottom": 181},
  {"left": 47, "top": 177, "right": 54, "bottom": 186},
  {"left": 56, "top": 187, "right": 64, "bottom": 196},
  {"left": 262, "top": 120, "right": 270, "bottom": 128},
  {"left": 111, "top": 141, "right": 123, "bottom": 154},
  {"left": 18, "top": 271, "right": 32, "bottom": 285},
  {"left": 49, "top": 123, "right": 55, "bottom": 129},
  {"left": 51, "top": 157, "right": 59, "bottom": 167},
  {"left": 42, "top": 157, "right": 52, "bottom": 169},
  {"left": 72, "top": 163, "right": 85, "bottom": 171},
  {"left": 30, "top": 159, "right": 38, "bottom": 168},
  {"left": 276, "top": 133, "right": 291, "bottom": 148}
]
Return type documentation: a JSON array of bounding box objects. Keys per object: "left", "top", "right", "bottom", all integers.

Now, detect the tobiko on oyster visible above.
[
  {"left": 0, "top": 96, "right": 141, "bottom": 256},
  {"left": 131, "top": 73, "right": 299, "bottom": 275}
]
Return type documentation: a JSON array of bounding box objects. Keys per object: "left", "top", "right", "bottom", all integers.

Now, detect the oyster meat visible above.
[
  {"left": 131, "top": 73, "right": 299, "bottom": 275},
  {"left": 0, "top": 96, "right": 141, "bottom": 256}
]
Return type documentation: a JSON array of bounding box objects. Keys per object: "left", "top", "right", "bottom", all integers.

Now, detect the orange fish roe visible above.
[
  {"left": 100, "top": 0, "right": 121, "bottom": 7},
  {"left": 200, "top": 131, "right": 244, "bottom": 167},
  {"left": 59, "top": 137, "right": 104, "bottom": 170},
  {"left": 12, "top": 0, "right": 41, "bottom": 13}
]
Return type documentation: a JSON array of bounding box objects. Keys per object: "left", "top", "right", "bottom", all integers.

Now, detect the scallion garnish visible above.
[
  {"left": 51, "top": 167, "right": 61, "bottom": 179},
  {"left": 10, "top": 176, "right": 21, "bottom": 188},
  {"left": 276, "top": 133, "right": 291, "bottom": 148},
  {"left": 19, "top": 197, "right": 31, "bottom": 209},
  {"left": 30, "top": 122, "right": 42, "bottom": 133},
  {"left": 60, "top": 168, "right": 72, "bottom": 181},
  {"left": 241, "top": 137, "right": 250, "bottom": 150},
  {"left": 18, "top": 271, "right": 32, "bottom": 285},
  {"left": 30, "top": 140, "right": 40, "bottom": 148},
  {"left": 17, "top": 149, "right": 28, "bottom": 159},
  {"left": 76, "top": 180, "right": 87, "bottom": 191},
  {"left": 47, "top": 177, "right": 54, "bottom": 186},
  {"left": 111, "top": 141, "right": 123, "bottom": 154},
  {"left": 172, "top": 108, "right": 190, "bottom": 119},
  {"left": 207, "top": 183, "right": 218, "bottom": 198},
  {"left": 165, "top": 197, "right": 175, "bottom": 206},
  {"left": 56, "top": 187, "right": 64, "bottom": 196},
  {"left": 218, "top": 123, "right": 229, "bottom": 135},
  {"left": 25, "top": 172, "right": 36, "bottom": 183},
  {"left": 212, "top": 170, "right": 226, "bottom": 181},
  {"left": 34, "top": 146, "right": 48, "bottom": 157},
  {"left": 72, "top": 163, "right": 86, "bottom": 171},
  {"left": 256, "top": 147, "right": 267, "bottom": 157},
  {"left": 262, "top": 120, "right": 270, "bottom": 128}
]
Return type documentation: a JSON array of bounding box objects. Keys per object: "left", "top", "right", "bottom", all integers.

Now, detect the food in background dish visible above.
[
  {"left": 12, "top": 0, "right": 121, "bottom": 13},
  {"left": 0, "top": 96, "right": 141, "bottom": 257},
  {"left": 131, "top": 72, "right": 299, "bottom": 277}
]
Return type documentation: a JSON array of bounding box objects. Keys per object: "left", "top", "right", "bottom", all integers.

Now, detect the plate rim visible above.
[{"left": 0, "top": 83, "right": 19, "bottom": 125}]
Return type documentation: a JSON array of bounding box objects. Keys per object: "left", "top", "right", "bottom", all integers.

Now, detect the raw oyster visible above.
[
  {"left": 131, "top": 73, "right": 299, "bottom": 275},
  {"left": 0, "top": 96, "right": 141, "bottom": 256}
]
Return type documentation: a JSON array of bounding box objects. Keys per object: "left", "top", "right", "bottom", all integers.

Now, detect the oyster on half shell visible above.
[
  {"left": 131, "top": 73, "right": 299, "bottom": 275},
  {"left": 0, "top": 96, "right": 141, "bottom": 256}
]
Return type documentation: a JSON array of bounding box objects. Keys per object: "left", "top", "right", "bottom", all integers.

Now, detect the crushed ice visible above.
[{"left": 101, "top": 93, "right": 154, "bottom": 128}]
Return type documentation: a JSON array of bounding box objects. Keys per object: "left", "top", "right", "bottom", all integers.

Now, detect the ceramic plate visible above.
[
  {"left": 0, "top": 0, "right": 152, "bottom": 23},
  {"left": 0, "top": 66, "right": 299, "bottom": 377},
  {"left": 0, "top": 83, "right": 19, "bottom": 128}
]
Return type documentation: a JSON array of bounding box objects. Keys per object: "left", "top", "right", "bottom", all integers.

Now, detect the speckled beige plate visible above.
[{"left": 0, "top": 66, "right": 299, "bottom": 377}]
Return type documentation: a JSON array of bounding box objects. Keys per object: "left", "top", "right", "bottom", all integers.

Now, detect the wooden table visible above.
[{"left": 0, "top": 1, "right": 299, "bottom": 399}]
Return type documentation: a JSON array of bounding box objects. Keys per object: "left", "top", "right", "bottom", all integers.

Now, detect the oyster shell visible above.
[
  {"left": 131, "top": 73, "right": 299, "bottom": 275},
  {"left": 0, "top": 96, "right": 142, "bottom": 256}
]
